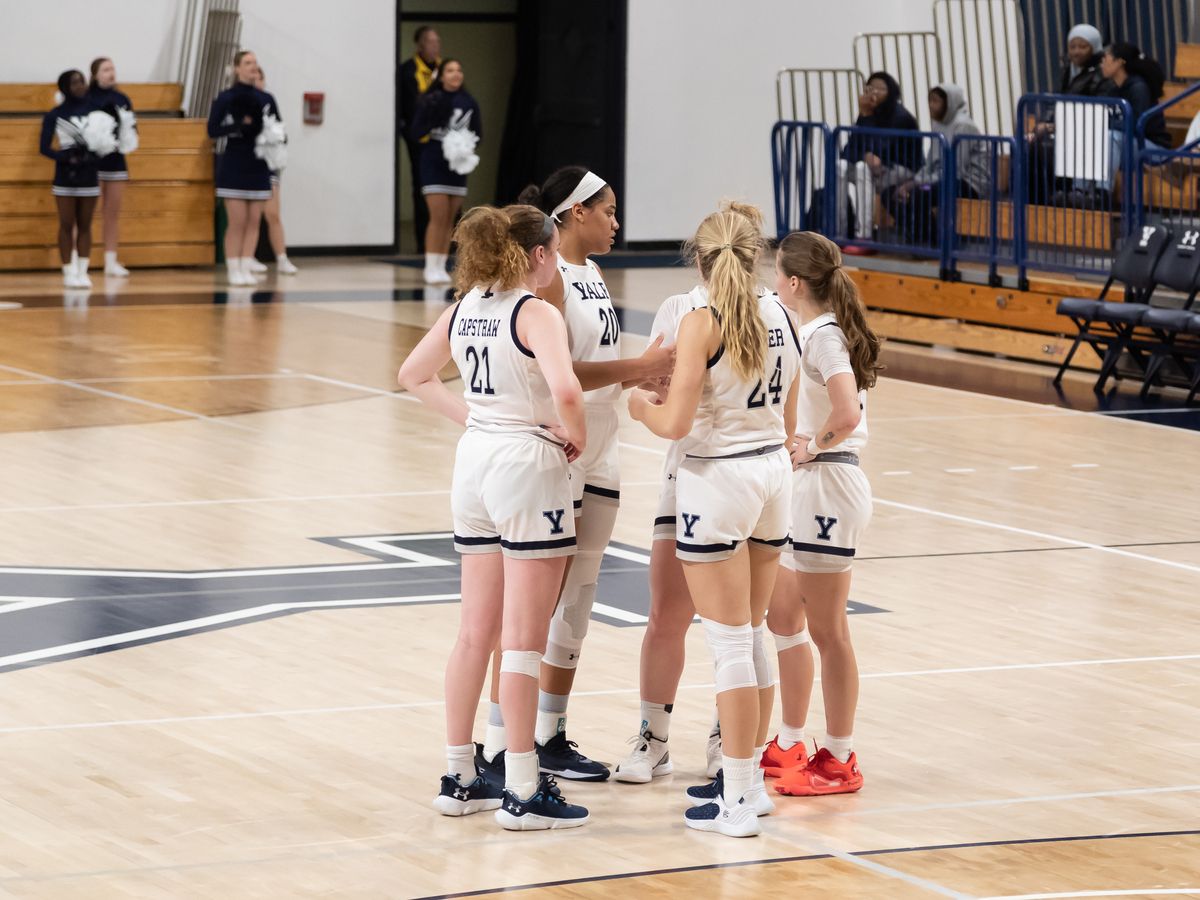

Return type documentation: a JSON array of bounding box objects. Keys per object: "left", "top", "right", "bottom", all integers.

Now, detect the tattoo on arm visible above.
[{"left": 821, "top": 431, "right": 835, "bottom": 445}]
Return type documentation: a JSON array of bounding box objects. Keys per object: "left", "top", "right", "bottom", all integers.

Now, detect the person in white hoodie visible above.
[{"left": 886, "top": 83, "right": 990, "bottom": 247}]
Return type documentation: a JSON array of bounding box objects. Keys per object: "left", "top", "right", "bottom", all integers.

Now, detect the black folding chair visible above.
[
  {"left": 1053, "top": 224, "right": 1171, "bottom": 391},
  {"left": 1132, "top": 229, "right": 1200, "bottom": 397}
]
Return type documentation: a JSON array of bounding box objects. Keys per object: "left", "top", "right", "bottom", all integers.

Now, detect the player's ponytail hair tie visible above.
[{"left": 551, "top": 171, "right": 608, "bottom": 223}]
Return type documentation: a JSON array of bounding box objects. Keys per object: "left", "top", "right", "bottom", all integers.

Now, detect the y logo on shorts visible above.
[
  {"left": 814, "top": 515, "right": 838, "bottom": 541},
  {"left": 542, "top": 509, "right": 566, "bottom": 534},
  {"left": 681, "top": 513, "right": 701, "bottom": 538}
]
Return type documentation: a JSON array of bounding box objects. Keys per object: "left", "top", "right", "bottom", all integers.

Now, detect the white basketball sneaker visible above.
[{"left": 613, "top": 730, "right": 672, "bottom": 784}]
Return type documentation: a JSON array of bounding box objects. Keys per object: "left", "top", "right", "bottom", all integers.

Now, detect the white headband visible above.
[{"left": 550, "top": 171, "right": 608, "bottom": 223}]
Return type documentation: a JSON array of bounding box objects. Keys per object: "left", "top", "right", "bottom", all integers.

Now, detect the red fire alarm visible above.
[{"left": 303, "top": 92, "right": 324, "bottom": 124}]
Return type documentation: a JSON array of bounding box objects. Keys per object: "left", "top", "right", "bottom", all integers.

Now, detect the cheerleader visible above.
[
  {"left": 207, "top": 50, "right": 279, "bottom": 286},
  {"left": 87, "top": 57, "right": 134, "bottom": 277},
  {"left": 628, "top": 202, "right": 801, "bottom": 837},
  {"left": 408, "top": 59, "right": 481, "bottom": 285},
  {"left": 41, "top": 70, "right": 99, "bottom": 289},
  {"left": 397, "top": 204, "right": 591, "bottom": 830},
  {"left": 476, "top": 167, "right": 672, "bottom": 783},
  {"left": 764, "top": 231, "right": 880, "bottom": 797},
  {"left": 252, "top": 67, "right": 298, "bottom": 276}
]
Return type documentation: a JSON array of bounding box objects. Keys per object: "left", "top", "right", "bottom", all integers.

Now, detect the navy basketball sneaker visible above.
[
  {"left": 474, "top": 743, "right": 505, "bottom": 790},
  {"left": 494, "top": 774, "right": 590, "bottom": 831},
  {"left": 536, "top": 731, "right": 610, "bottom": 781},
  {"left": 432, "top": 772, "right": 504, "bottom": 817}
]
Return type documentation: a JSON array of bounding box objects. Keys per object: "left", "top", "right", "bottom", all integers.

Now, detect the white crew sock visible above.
[
  {"left": 722, "top": 755, "right": 754, "bottom": 807},
  {"left": 445, "top": 742, "right": 474, "bottom": 783},
  {"left": 483, "top": 702, "right": 506, "bottom": 763},
  {"left": 777, "top": 724, "right": 807, "bottom": 752},
  {"left": 640, "top": 701, "right": 672, "bottom": 740},
  {"left": 535, "top": 690, "right": 568, "bottom": 745},
  {"left": 505, "top": 749, "right": 539, "bottom": 801},
  {"left": 753, "top": 745, "right": 767, "bottom": 787},
  {"left": 104, "top": 251, "right": 117, "bottom": 266},
  {"left": 823, "top": 733, "right": 854, "bottom": 763}
]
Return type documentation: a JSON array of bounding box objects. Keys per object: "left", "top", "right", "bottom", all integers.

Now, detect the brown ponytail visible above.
[
  {"left": 683, "top": 201, "right": 768, "bottom": 382},
  {"left": 452, "top": 204, "right": 555, "bottom": 297},
  {"left": 777, "top": 231, "right": 883, "bottom": 390}
]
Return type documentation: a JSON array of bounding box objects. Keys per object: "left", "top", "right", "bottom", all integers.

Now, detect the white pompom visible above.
[
  {"left": 81, "top": 110, "right": 119, "bottom": 156},
  {"left": 442, "top": 127, "right": 480, "bottom": 175},
  {"left": 254, "top": 113, "right": 289, "bottom": 171},
  {"left": 116, "top": 107, "right": 139, "bottom": 154}
]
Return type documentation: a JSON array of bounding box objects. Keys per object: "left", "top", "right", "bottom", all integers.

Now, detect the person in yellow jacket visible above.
[{"left": 400, "top": 25, "right": 442, "bottom": 254}]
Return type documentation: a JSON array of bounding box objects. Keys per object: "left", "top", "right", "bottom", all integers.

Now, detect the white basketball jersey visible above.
[
  {"left": 795, "top": 312, "right": 869, "bottom": 454},
  {"left": 558, "top": 255, "right": 620, "bottom": 405},
  {"left": 448, "top": 286, "right": 557, "bottom": 439},
  {"left": 681, "top": 293, "right": 802, "bottom": 458}
]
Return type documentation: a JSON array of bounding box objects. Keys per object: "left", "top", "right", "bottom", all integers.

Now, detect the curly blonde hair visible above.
[{"left": 452, "top": 204, "right": 553, "bottom": 297}]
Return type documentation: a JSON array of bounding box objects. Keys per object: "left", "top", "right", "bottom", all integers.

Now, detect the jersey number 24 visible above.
[{"left": 747, "top": 357, "right": 783, "bottom": 408}]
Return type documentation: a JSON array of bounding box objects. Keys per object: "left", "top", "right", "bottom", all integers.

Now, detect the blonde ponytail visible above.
[
  {"left": 684, "top": 202, "right": 767, "bottom": 381},
  {"left": 776, "top": 231, "right": 883, "bottom": 389}
]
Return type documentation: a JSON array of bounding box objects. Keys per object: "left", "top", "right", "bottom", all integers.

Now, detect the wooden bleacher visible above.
[
  {"left": 850, "top": 267, "right": 1105, "bottom": 369},
  {"left": 0, "top": 83, "right": 213, "bottom": 270}
]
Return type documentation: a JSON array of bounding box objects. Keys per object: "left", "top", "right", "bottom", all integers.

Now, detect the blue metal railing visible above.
[
  {"left": 1014, "top": 94, "right": 1134, "bottom": 286},
  {"left": 771, "top": 94, "right": 1145, "bottom": 285},
  {"left": 948, "top": 134, "right": 1015, "bottom": 285},
  {"left": 829, "top": 125, "right": 952, "bottom": 275},
  {"left": 770, "top": 121, "right": 832, "bottom": 241}
]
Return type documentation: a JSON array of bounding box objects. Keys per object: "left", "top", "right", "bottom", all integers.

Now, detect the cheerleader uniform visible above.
[
  {"left": 409, "top": 88, "right": 482, "bottom": 197},
  {"left": 783, "top": 312, "right": 872, "bottom": 573},
  {"left": 207, "top": 82, "right": 279, "bottom": 201},
  {"left": 40, "top": 96, "right": 100, "bottom": 198},
  {"left": 674, "top": 294, "right": 801, "bottom": 563},
  {"left": 87, "top": 84, "right": 133, "bottom": 181}
]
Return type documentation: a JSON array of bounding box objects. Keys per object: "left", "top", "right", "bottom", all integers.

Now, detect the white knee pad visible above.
[
  {"left": 752, "top": 623, "right": 776, "bottom": 688},
  {"left": 700, "top": 618, "right": 757, "bottom": 694},
  {"left": 544, "top": 553, "right": 600, "bottom": 669},
  {"left": 771, "top": 627, "right": 811, "bottom": 654},
  {"left": 543, "top": 502, "right": 616, "bottom": 669},
  {"left": 499, "top": 649, "right": 542, "bottom": 679}
]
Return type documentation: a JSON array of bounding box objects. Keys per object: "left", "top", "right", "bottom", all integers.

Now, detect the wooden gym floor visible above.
[{"left": 0, "top": 260, "right": 1196, "bottom": 899}]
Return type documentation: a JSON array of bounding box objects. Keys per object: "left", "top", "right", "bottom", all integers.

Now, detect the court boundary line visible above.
[
  {"left": 411, "top": 828, "right": 1200, "bottom": 900},
  {"left": 2, "top": 653, "right": 1195, "bottom": 733},
  {"left": 0, "top": 363, "right": 257, "bottom": 432},
  {"left": 617, "top": 439, "right": 1200, "bottom": 575}
]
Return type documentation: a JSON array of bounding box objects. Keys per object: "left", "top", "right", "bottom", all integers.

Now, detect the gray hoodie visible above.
[{"left": 914, "top": 83, "right": 991, "bottom": 198}]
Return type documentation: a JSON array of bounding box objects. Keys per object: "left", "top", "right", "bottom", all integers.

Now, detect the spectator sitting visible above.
[
  {"left": 1101, "top": 42, "right": 1170, "bottom": 148},
  {"left": 838, "top": 71, "right": 924, "bottom": 252},
  {"left": 1026, "top": 23, "right": 1113, "bottom": 202},
  {"left": 886, "top": 84, "right": 990, "bottom": 245}
]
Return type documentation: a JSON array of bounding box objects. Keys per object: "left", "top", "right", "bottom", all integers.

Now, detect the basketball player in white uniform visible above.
[
  {"left": 614, "top": 206, "right": 777, "bottom": 787},
  {"left": 762, "top": 231, "right": 882, "bottom": 798},
  {"left": 470, "top": 168, "right": 671, "bottom": 784},
  {"left": 397, "top": 203, "right": 590, "bottom": 830},
  {"left": 628, "top": 203, "right": 801, "bottom": 838}
]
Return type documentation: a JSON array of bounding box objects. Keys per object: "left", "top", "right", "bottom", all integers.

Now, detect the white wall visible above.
[
  {"left": 1, "top": 0, "right": 395, "bottom": 249},
  {"left": 3, "top": 1, "right": 186, "bottom": 81},
  {"left": 240, "top": 0, "right": 394, "bottom": 247},
  {"left": 625, "top": 0, "right": 937, "bottom": 242}
]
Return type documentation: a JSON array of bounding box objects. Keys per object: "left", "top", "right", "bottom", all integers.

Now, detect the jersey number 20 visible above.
[
  {"left": 598, "top": 308, "right": 620, "bottom": 347},
  {"left": 465, "top": 345, "right": 495, "bottom": 395},
  {"left": 747, "top": 357, "right": 783, "bottom": 409}
]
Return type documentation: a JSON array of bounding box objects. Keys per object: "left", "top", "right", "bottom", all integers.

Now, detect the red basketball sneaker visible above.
[
  {"left": 773, "top": 748, "right": 863, "bottom": 796},
  {"left": 759, "top": 736, "right": 810, "bottom": 778}
]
